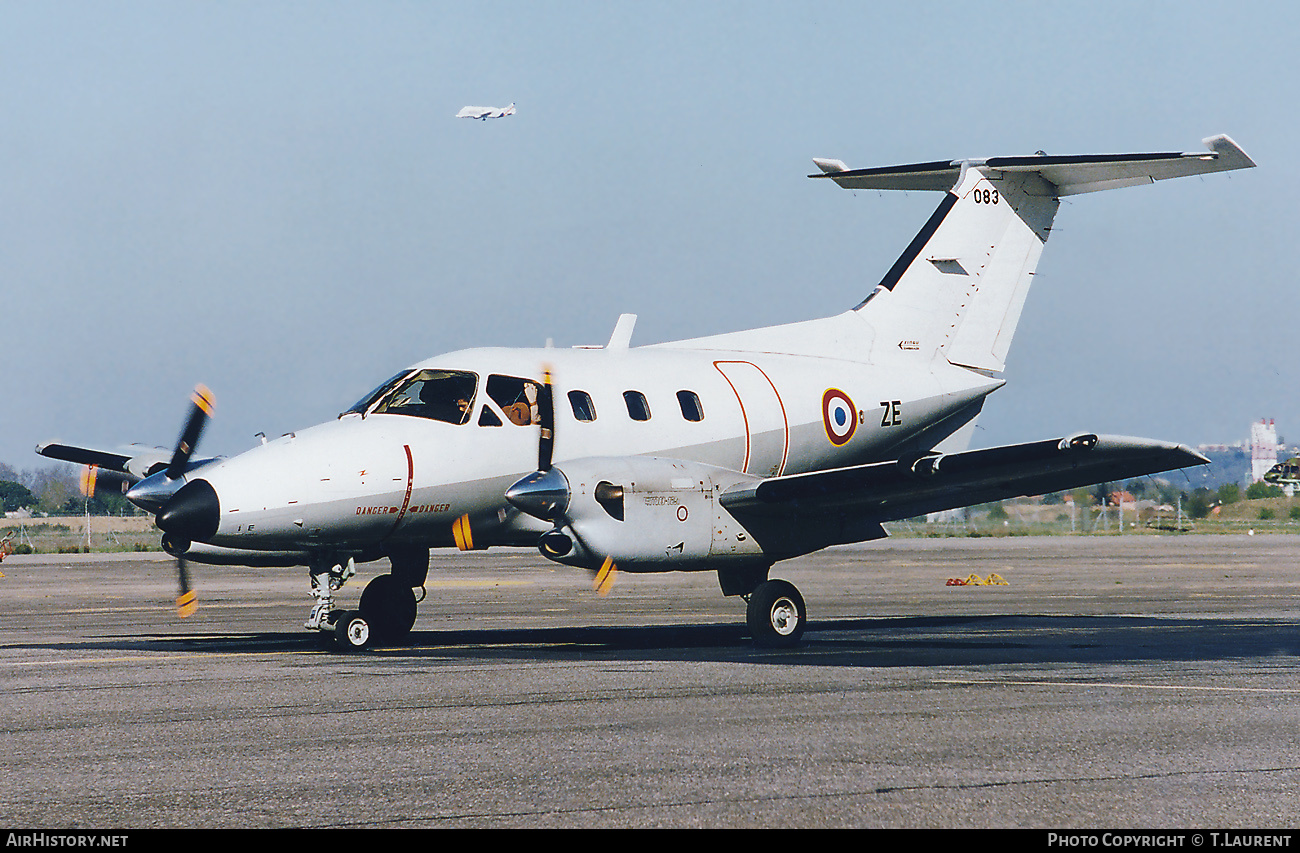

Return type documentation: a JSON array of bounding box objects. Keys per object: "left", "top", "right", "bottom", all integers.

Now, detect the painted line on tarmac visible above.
[
  {"left": 422, "top": 580, "right": 533, "bottom": 587},
  {"left": 0, "top": 651, "right": 307, "bottom": 667},
  {"left": 935, "top": 678, "right": 1300, "bottom": 694}
]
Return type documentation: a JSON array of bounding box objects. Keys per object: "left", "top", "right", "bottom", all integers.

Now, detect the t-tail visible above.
[
  {"left": 811, "top": 135, "right": 1254, "bottom": 373},
  {"left": 660, "top": 135, "right": 1252, "bottom": 372}
]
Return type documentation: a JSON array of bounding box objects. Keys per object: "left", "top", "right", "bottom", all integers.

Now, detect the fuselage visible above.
[{"left": 169, "top": 342, "right": 1000, "bottom": 557}]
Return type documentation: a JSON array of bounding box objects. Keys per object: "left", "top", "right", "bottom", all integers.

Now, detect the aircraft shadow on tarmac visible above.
[{"left": 43, "top": 613, "right": 1300, "bottom": 666}]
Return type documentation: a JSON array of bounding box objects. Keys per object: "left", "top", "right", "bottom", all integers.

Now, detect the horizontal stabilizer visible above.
[
  {"left": 720, "top": 433, "right": 1207, "bottom": 525},
  {"left": 810, "top": 135, "right": 1254, "bottom": 196}
]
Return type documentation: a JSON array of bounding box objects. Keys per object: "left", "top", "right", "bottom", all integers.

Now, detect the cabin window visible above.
[
  {"left": 623, "top": 390, "right": 651, "bottom": 421},
  {"left": 568, "top": 390, "right": 596, "bottom": 422},
  {"left": 477, "top": 406, "right": 502, "bottom": 427},
  {"left": 486, "top": 375, "right": 541, "bottom": 426},
  {"left": 369, "top": 369, "right": 478, "bottom": 425},
  {"left": 677, "top": 390, "right": 704, "bottom": 422}
]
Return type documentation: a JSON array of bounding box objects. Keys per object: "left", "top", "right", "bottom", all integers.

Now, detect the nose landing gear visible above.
[
  {"left": 333, "top": 609, "right": 372, "bottom": 650},
  {"left": 305, "top": 551, "right": 426, "bottom": 651},
  {"left": 305, "top": 556, "right": 356, "bottom": 632}
]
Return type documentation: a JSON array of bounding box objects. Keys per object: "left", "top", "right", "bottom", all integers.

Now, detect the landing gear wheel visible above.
[
  {"left": 333, "top": 610, "right": 372, "bottom": 651},
  {"left": 359, "top": 574, "right": 418, "bottom": 645},
  {"left": 746, "top": 580, "right": 806, "bottom": 648}
]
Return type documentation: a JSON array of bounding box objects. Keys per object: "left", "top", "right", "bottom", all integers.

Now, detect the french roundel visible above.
[{"left": 822, "top": 388, "right": 856, "bottom": 446}]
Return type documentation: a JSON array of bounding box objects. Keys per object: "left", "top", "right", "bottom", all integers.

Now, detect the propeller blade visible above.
[
  {"left": 505, "top": 366, "right": 568, "bottom": 519},
  {"left": 451, "top": 513, "right": 474, "bottom": 551},
  {"left": 166, "top": 384, "right": 215, "bottom": 480},
  {"left": 78, "top": 465, "right": 98, "bottom": 498},
  {"left": 537, "top": 367, "right": 555, "bottom": 472},
  {"left": 593, "top": 556, "right": 617, "bottom": 597},
  {"left": 176, "top": 555, "right": 197, "bottom": 618}
]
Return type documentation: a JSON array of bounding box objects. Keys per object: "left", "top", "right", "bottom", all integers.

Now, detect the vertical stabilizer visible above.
[{"left": 851, "top": 166, "right": 1058, "bottom": 372}]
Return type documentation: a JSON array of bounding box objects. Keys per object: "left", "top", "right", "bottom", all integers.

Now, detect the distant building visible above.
[
  {"left": 1250, "top": 419, "right": 1279, "bottom": 483},
  {"left": 1188, "top": 418, "right": 1289, "bottom": 492}
]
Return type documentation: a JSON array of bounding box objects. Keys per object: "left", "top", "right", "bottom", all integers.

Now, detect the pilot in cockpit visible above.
[{"left": 416, "top": 380, "right": 471, "bottom": 424}]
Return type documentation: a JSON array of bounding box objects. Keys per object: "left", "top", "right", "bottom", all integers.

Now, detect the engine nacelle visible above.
[{"left": 537, "top": 456, "right": 767, "bottom": 572}]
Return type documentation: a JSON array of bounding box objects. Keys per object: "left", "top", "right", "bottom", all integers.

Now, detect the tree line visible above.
[
  {"left": 3, "top": 460, "right": 1291, "bottom": 520},
  {"left": 0, "top": 461, "right": 139, "bottom": 516}
]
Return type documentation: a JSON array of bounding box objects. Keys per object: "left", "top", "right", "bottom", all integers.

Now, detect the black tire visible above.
[
  {"left": 333, "top": 610, "right": 372, "bottom": 651},
  {"left": 387, "top": 546, "right": 430, "bottom": 588},
  {"left": 359, "top": 574, "right": 418, "bottom": 645},
  {"left": 746, "top": 580, "right": 806, "bottom": 648}
]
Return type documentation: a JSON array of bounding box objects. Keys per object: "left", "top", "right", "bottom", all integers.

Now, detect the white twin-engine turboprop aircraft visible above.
[{"left": 39, "top": 134, "right": 1254, "bottom": 649}]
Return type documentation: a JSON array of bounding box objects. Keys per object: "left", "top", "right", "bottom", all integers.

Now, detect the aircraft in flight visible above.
[
  {"left": 38, "top": 134, "right": 1254, "bottom": 649},
  {"left": 456, "top": 103, "right": 516, "bottom": 120}
]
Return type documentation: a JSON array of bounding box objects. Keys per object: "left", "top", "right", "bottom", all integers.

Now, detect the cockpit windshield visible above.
[
  {"left": 342, "top": 371, "right": 410, "bottom": 417},
  {"left": 343, "top": 369, "right": 479, "bottom": 425}
]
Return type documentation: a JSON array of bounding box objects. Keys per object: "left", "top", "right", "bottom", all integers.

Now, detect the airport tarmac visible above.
[{"left": 1, "top": 534, "right": 1297, "bottom": 828}]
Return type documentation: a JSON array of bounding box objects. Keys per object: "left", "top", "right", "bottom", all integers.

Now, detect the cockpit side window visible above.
[
  {"left": 369, "top": 369, "right": 479, "bottom": 424},
  {"left": 486, "top": 375, "right": 541, "bottom": 426}
]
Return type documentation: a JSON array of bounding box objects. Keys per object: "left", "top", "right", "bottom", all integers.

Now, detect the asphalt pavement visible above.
[{"left": 1, "top": 534, "right": 1297, "bottom": 828}]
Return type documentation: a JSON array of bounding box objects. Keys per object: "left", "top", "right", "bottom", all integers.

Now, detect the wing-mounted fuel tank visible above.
[{"left": 506, "top": 456, "right": 768, "bottom": 572}]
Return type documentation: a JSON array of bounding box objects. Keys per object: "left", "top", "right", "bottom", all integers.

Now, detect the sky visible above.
[{"left": 2, "top": 1, "right": 1295, "bottom": 472}]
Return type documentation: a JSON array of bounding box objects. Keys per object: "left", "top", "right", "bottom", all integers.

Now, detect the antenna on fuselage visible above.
[{"left": 606, "top": 314, "right": 636, "bottom": 350}]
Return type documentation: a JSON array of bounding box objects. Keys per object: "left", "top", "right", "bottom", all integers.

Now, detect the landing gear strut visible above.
[{"left": 305, "top": 556, "right": 356, "bottom": 632}]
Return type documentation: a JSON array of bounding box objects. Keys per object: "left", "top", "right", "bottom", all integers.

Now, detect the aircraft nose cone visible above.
[
  {"left": 157, "top": 478, "right": 220, "bottom": 543},
  {"left": 505, "top": 467, "right": 570, "bottom": 521}
]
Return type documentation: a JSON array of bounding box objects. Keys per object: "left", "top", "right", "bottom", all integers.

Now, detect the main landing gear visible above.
[
  {"left": 305, "top": 547, "right": 429, "bottom": 651},
  {"left": 745, "top": 580, "right": 807, "bottom": 648},
  {"left": 721, "top": 566, "right": 808, "bottom": 648}
]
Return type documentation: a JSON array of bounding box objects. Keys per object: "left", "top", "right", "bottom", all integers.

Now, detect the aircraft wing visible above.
[
  {"left": 719, "top": 434, "right": 1207, "bottom": 527},
  {"left": 37, "top": 441, "right": 174, "bottom": 482}
]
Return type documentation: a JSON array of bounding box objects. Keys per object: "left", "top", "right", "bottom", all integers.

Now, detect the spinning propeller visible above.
[
  {"left": 504, "top": 367, "right": 619, "bottom": 595},
  {"left": 154, "top": 385, "right": 215, "bottom": 617}
]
